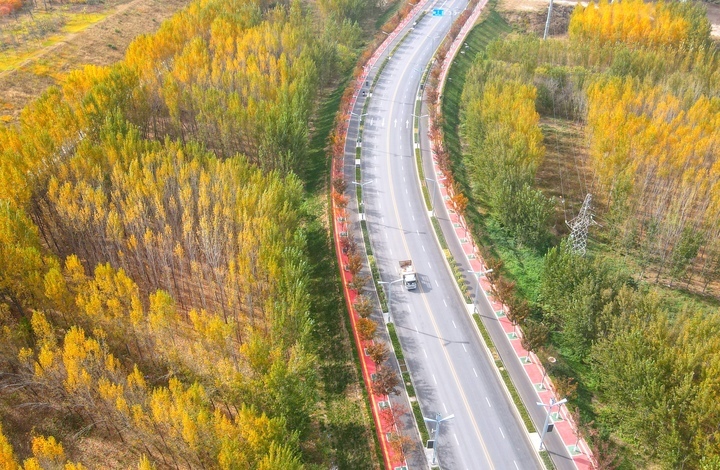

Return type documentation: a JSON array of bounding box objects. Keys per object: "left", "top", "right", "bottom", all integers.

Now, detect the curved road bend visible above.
[{"left": 353, "top": 2, "right": 543, "bottom": 469}]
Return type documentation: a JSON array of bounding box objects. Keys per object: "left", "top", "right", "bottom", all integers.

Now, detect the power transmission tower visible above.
[
  {"left": 543, "top": 0, "right": 555, "bottom": 40},
  {"left": 566, "top": 193, "right": 595, "bottom": 256}
]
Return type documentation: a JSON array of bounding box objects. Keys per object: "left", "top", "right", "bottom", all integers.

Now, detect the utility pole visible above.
[
  {"left": 543, "top": 0, "right": 554, "bottom": 40},
  {"left": 423, "top": 413, "right": 455, "bottom": 466},
  {"left": 469, "top": 268, "right": 493, "bottom": 314},
  {"left": 566, "top": 193, "right": 596, "bottom": 256}
]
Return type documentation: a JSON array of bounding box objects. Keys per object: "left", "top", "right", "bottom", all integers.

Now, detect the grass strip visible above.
[
  {"left": 388, "top": 324, "right": 430, "bottom": 443},
  {"left": 472, "top": 313, "right": 536, "bottom": 432},
  {"left": 540, "top": 450, "right": 556, "bottom": 469},
  {"left": 431, "top": 216, "right": 448, "bottom": 249}
]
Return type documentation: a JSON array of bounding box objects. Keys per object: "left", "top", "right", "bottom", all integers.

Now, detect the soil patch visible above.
[{"left": 0, "top": 0, "right": 190, "bottom": 124}]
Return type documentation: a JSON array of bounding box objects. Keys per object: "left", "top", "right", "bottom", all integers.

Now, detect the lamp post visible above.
[
  {"left": 378, "top": 278, "right": 402, "bottom": 324},
  {"left": 423, "top": 413, "right": 455, "bottom": 466},
  {"left": 537, "top": 397, "right": 567, "bottom": 451},
  {"left": 468, "top": 268, "right": 493, "bottom": 314},
  {"left": 351, "top": 180, "right": 373, "bottom": 214},
  {"left": 540, "top": 356, "right": 557, "bottom": 389}
]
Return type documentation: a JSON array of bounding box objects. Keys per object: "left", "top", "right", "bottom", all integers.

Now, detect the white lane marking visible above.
[
  {"left": 443, "top": 299, "right": 447, "bottom": 306},
  {"left": 486, "top": 397, "right": 492, "bottom": 407},
  {"left": 414, "top": 323, "right": 419, "bottom": 333},
  {"left": 381, "top": 118, "right": 385, "bottom": 127},
  {"left": 443, "top": 402, "right": 448, "bottom": 413},
  {"left": 514, "top": 462, "right": 520, "bottom": 470},
  {"left": 423, "top": 348, "right": 428, "bottom": 358},
  {"left": 499, "top": 427, "right": 505, "bottom": 439},
  {"left": 406, "top": 120, "right": 409, "bottom": 128},
  {"left": 452, "top": 320, "right": 457, "bottom": 329},
  {"left": 473, "top": 368, "right": 478, "bottom": 377},
  {"left": 389, "top": 248, "right": 393, "bottom": 255},
  {"left": 422, "top": 245, "right": 426, "bottom": 252},
  {"left": 433, "top": 374, "right": 437, "bottom": 384},
  {"left": 401, "top": 164, "right": 404, "bottom": 170},
  {"left": 412, "top": 215, "right": 415, "bottom": 221},
  {"left": 454, "top": 433, "right": 460, "bottom": 445},
  {"left": 435, "top": 280, "right": 439, "bottom": 287},
  {"left": 405, "top": 188, "right": 408, "bottom": 194},
  {"left": 462, "top": 344, "right": 467, "bottom": 352},
  {"left": 403, "top": 177, "right": 406, "bottom": 182},
  {"left": 394, "top": 119, "right": 397, "bottom": 128},
  {"left": 427, "top": 262, "right": 432, "bottom": 269},
  {"left": 408, "top": 201, "right": 412, "bottom": 208}
]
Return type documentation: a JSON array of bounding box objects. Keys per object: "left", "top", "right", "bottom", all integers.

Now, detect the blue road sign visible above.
[{"left": 432, "top": 8, "right": 444, "bottom": 16}]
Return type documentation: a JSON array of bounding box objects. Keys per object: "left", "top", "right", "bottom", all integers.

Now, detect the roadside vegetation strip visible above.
[
  {"left": 387, "top": 324, "right": 431, "bottom": 444},
  {"left": 330, "top": 1, "right": 438, "bottom": 467},
  {"left": 440, "top": 8, "right": 511, "bottom": 192},
  {"left": 471, "top": 313, "right": 536, "bottom": 432}
]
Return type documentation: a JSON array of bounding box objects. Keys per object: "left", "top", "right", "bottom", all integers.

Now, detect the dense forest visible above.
[
  {"left": 0, "top": 0, "right": 387, "bottom": 467},
  {"left": 458, "top": 0, "right": 720, "bottom": 467}
]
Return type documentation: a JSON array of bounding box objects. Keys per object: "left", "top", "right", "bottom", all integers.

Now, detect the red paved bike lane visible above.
[{"left": 330, "top": 2, "right": 432, "bottom": 468}]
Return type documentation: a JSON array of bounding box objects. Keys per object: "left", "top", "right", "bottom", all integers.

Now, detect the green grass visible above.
[
  {"left": 302, "top": 44, "right": 379, "bottom": 468},
  {"left": 63, "top": 12, "right": 109, "bottom": 33},
  {"left": 540, "top": 450, "right": 556, "bottom": 469},
  {"left": 304, "top": 196, "right": 378, "bottom": 468},
  {"left": 482, "top": 218, "right": 546, "bottom": 302},
  {"left": 430, "top": 216, "right": 448, "bottom": 250},
  {"left": 305, "top": 80, "right": 346, "bottom": 193}
]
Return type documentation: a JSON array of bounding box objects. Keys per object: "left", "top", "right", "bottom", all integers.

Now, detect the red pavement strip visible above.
[
  {"left": 330, "top": 2, "right": 432, "bottom": 468},
  {"left": 422, "top": 2, "right": 596, "bottom": 468}
]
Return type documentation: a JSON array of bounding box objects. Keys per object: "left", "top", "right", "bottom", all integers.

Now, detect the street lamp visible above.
[
  {"left": 537, "top": 397, "right": 567, "bottom": 451},
  {"left": 378, "top": 278, "right": 402, "bottom": 324},
  {"left": 423, "top": 413, "right": 455, "bottom": 466},
  {"left": 412, "top": 113, "right": 429, "bottom": 119},
  {"left": 352, "top": 180, "right": 373, "bottom": 215},
  {"left": 350, "top": 112, "right": 368, "bottom": 117},
  {"left": 540, "top": 356, "right": 557, "bottom": 389},
  {"left": 468, "top": 268, "right": 493, "bottom": 314}
]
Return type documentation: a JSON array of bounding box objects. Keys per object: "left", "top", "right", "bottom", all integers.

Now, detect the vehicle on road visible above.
[{"left": 398, "top": 259, "right": 418, "bottom": 290}]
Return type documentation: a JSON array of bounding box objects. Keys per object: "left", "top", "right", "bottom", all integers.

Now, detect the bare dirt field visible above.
[{"left": 0, "top": 0, "right": 190, "bottom": 123}]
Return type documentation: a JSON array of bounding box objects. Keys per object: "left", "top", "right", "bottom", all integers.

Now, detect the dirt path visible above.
[{"left": 0, "top": 0, "right": 189, "bottom": 123}]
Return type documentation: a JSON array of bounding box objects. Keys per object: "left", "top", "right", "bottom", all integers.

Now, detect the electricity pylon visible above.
[{"left": 566, "top": 193, "right": 595, "bottom": 256}]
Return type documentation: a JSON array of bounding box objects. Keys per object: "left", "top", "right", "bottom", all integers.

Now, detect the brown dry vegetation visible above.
[
  {"left": 536, "top": 117, "right": 599, "bottom": 236},
  {"left": 0, "top": 0, "right": 190, "bottom": 123}
]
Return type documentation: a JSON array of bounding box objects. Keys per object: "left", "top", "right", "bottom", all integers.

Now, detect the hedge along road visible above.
[{"left": 355, "top": 1, "right": 543, "bottom": 468}]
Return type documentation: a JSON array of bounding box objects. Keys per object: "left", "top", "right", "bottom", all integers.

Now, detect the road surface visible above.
[{"left": 350, "top": 2, "right": 544, "bottom": 468}]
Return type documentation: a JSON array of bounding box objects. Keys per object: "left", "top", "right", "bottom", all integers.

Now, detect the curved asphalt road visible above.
[{"left": 354, "top": 3, "right": 543, "bottom": 469}]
